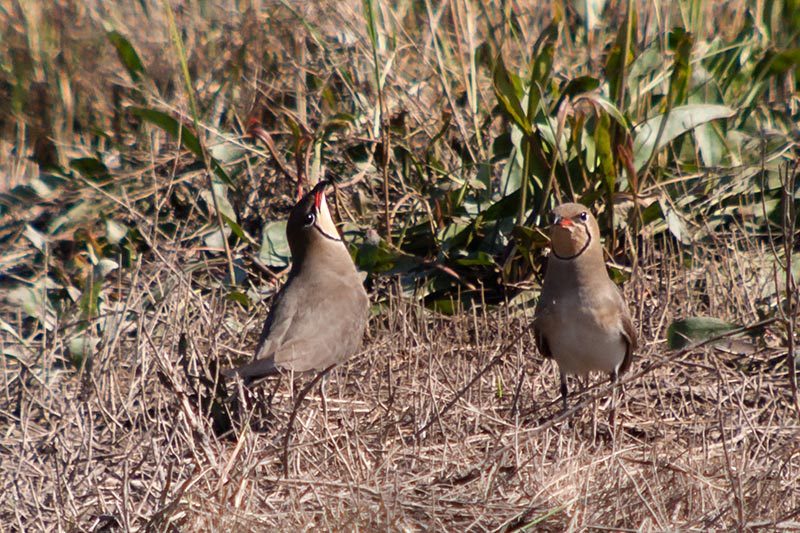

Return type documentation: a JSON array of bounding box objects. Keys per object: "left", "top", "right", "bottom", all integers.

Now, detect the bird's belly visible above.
[{"left": 546, "top": 317, "right": 626, "bottom": 376}]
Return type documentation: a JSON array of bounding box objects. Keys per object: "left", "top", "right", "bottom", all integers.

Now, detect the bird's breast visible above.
[{"left": 542, "top": 294, "right": 627, "bottom": 375}]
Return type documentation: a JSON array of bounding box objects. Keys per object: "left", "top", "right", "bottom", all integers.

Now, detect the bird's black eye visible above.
[
  {"left": 304, "top": 212, "right": 316, "bottom": 226},
  {"left": 578, "top": 211, "right": 588, "bottom": 222}
]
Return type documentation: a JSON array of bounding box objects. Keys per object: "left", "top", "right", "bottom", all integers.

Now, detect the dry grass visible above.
[
  {"left": 3, "top": 241, "right": 799, "bottom": 531},
  {"left": 2, "top": 0, "right": 799, "bottom": 531}
]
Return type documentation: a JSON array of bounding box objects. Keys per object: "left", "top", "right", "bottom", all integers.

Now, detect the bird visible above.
[
  {"left": 224, "top": 180, "right": 369, "bottom": 384},
  {"left": 532, "top": 202, "right": 637, "bottom": 408}
]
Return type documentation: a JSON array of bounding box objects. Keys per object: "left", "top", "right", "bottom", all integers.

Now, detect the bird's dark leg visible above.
[
  {"left": 608, "top": 368, "right": 619, "bottom": 428},
  {"left": 320, "top": 373, "right": 329, "bottom": 421},
  {"left": 560, "top": 372, "right": 569, "bottom": 410}
]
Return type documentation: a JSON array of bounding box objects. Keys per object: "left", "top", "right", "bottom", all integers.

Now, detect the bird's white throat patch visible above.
[{"left": 315, "top": 193, "right": 341, "bottom": 241}]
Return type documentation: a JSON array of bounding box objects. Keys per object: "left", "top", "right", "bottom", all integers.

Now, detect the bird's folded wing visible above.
[
  {"left": 532, "top": 300, "right": 554, "bottom": 359},
  {"left": 222, "top": 281, "right": 299, "bottom": 382},
  {"left": 618, "top": 310, "right": 637, "bottom": 374},
  {"left": 253, "top": 282, "right": 298, "bottom": 361},
  {"left": 222, "top": 356, "right": 278, "bottom": 381}
]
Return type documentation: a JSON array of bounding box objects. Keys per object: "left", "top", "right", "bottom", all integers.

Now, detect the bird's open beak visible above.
[
  {"left": 553, "top": 215, "right": 573, "bottom": 227},
  {"left": 312, "top": 179, "right": 329, "bottom": 210},
  {"left": 311, "top": 180, "right": 340, "bottom": 241}
]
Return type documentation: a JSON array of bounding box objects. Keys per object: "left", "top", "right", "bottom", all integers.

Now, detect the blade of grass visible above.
[
  {"left": 162, "top": 0, "right": 235, "bottom": 285},
  {"left": 364, "top": 0, "right": 393, "bottom": 244}
]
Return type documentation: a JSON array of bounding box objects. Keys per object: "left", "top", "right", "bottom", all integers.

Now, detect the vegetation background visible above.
[{"left": 1, "top": 0, "right": 799, "bottom": 530}]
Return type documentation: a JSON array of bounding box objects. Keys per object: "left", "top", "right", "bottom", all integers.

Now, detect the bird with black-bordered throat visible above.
[
  {"left": 532, "top": 202, "right": 637, "bottom": 408},
  {"left": 224, "top": 180, "right": 369, "bottom": 384}
]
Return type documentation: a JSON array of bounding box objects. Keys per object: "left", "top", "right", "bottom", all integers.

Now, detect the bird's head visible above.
[
  {"left": 286, "top": 180, "right": 342, "bottom": 262},
  {"left": 548, "top": 202, "right": 601, "bottom": 260}
]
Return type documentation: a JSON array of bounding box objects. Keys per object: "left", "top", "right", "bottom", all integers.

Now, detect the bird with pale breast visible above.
[
  {"left": 532, "top": 203, "right": 637, "bottom": 408},
  {"left": 224, "top": 180, "right": 369, "bottom": 384}
]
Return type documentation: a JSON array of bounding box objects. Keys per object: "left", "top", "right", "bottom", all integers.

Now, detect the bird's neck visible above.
[
  {"left": 292, "top": 237, "right": 355, "bottom": 277},
  {"left": 547, "top": 244, "right": 607, "bottom": 287}
]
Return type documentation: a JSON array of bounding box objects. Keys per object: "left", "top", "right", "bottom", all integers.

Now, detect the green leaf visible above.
[
  {"left": 79, "top": 280, "right": 103, "bottom": 319},
  {"left": 200, "top": 181, "right": 236, "bottom": 220},
  {"left": 24, "top": 224, "right": 47, "bottom": 252},
  {"left": 129, "top": 107, "right": 231, "bottom": 184},
  {"left": 667, "top": 317, "right": 741, "bottom": 349},
  {"left": 454, "top": 251, "right": 496, "bottom": 267},
  {"left": 594, "top": 111, "right": 615, "bottom": 190},
  {"left": 221, "top": 214, "right": 248, "bottom": 243},
  {"left": 104, "top": 218, "right": 129, "bottom": 245},
  {"left": 525, "top": 20, "right": 559, "bottom": 120},
  {"left": 743, "top": 48, "right": 800, "bottom": 108},
  {"left": 68, "top": 333, "right": 100, "bottom": 369},
  {"left": 203, "top": 226, "right": 231, "bottom": 250},
  {"left": 260, "top": 220, "right": 291, "bottom": 268},
  {"left": 69, "top": 157, "right": 111, "bottom": 182},
  {"left": 667, "top": 29, "right": 693, "bottom": 107},
  {"left": 511, "top": 224, "right": 549, "bottom": 252},
  {"left": 658, "top": 198, "right": 690, "bottom": 244},
  {"left": 7, "top": 281, "right": 58, "bottom": 331},
  {"left": 605, "top": 11, "right": 637, "bottom": 106},
  {"left": 226, "top": 291, "right": 251, "bottom": 306},
  {"left": 695, "top": 121, "right": 725, "bottom": 167},
  {"left": 493, "top": 56, "right": 531, "bottom": 136},
  {"left": 556, "top": 76, "right": 600, "bottom": 110},
  {"left": 633, "top": 104, "right": 736, "bottom": 171},
  {"left": 107, "top": 31, "right": 146, "bottom": 83}
]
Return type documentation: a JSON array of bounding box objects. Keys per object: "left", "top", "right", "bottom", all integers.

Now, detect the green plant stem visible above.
[
  {"left": 163, "top": 0, "right": 235, "bottom": 285},
  {"left": 365, "top": 0, "right": 392, "bottom": 244}
]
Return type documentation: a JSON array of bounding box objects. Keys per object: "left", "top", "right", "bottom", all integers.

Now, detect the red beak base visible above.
[{"left": 555, "top": 217, "right": 573, "bottom": 227}]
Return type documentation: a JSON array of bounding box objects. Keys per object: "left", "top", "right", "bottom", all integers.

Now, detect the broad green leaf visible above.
[
  {"left": 511, "top": 224, "right": 549, "bottom": 252},
  {"left": 633, "top": 104, "right": 736, "bottom": 171},
  {"left": 260, "top": 220, "right": 291, "bottom": 268},
  {"left": 70, "top": 157, "right": 111, "bottom": 182},
  {"left": 584, "top": 93, "right": 630, "bottom": 131},
  {"left": 493, "top": 56, "right": 531, "bottom": 136},
  {"left": 429, "top": 297, "right": 459, "bottom": 315},
  {"left": 659, "top": 198, "right": 690, "bottom": 244},
  {"left": 200, "top": 182, "right": 236, "bottom": 221},
  {"left": 556, "top": 76, "right": 600, "bottom": 111},
  {"left": 204, "top": 226, "right": 231, "bottom": 250},
  {"left": 667, "top": 317, "right": 741, "bottom": 349},
  {"left": 107, "top": 31, "right": 146, "bottom": 83},
  {"left": 7, "top": 282, "right": 57, "bottom": 331},
  {"left": 69, "top": 334, "right": 100, "bottom": 369},
  {"left": 226, "top": 291, "right": 251, "bottom": 306},
  {"left": 96, "top": 259, "right": 119, "bottom": 278},
  {"left": 104, "top": 218, "right": 129, "bottom": 245},
  {"left": 695, "top": 121, "right": 725, "bottom": 167},
  {"left": 454, "top": 251, "right": 496, "bottom": 267}
]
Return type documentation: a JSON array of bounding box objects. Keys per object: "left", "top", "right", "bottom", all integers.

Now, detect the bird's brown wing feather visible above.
[
  {"left": 617, "top": 306, "right": 637, "bottom": 375},
  {"left": 222, "top": 354, "right": 278, "bottom": 382},
  {"left": 532, "top": 303, "right": 554, "bottom": 359},
  {"left": 274, "top": 277, "right": 367, "bottom": 371},
  {"left": 254, "top": 278, "right": 299, "bottom": 361},
  {"left": 222, "top": 279, "right": 299, "bottom": 382}
]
